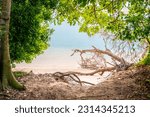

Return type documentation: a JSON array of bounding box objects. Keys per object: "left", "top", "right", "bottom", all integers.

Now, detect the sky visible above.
[{"left": 50, "top": 22, "right": 105, "bottom": 50}]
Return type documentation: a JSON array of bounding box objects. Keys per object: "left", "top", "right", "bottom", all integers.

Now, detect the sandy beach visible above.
[{"left": 13, "top": 48, "right": 107, "bottom": 84}]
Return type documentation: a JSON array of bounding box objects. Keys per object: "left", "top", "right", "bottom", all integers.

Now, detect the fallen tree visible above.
[
  {"left": 70, "top": 46, "right": 132, "bottom": 75},
  {"left": 51, "top": 46, "right": 134, "bottom": 85},
  {"left": 51, "top": 32, "right": 146, "bottom": 85},
  {"left": 66, "top": 30, "right": 147, "bottom": 78}
]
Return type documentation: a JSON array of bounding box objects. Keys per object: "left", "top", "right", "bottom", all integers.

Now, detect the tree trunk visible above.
[
  {"left": 0, "top": 35, "right": 2, "bottom": 89},
  {"left": 0, "top": 0, "right": 25, "bottom": 90}
]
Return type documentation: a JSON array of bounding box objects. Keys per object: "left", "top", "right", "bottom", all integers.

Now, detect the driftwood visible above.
[
  {"left": 51, "top": 46, "right": 133, "bottom": 86},
  {"left": 51, "top": 31, "right": 146, "bottom": 86},
  {"left": 50, "top": 41, "right": 139, "bottom": 86},
  {"left": 70, "top": 46, "right": 132, "bottom": 76},
  {"left": 67, "top": 67, "right": 115, "bottom": 76},
  {"left": 52, "top": 72, "right": 95, "bottom": 86}
]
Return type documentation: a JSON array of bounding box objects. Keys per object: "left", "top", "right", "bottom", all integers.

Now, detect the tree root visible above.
[{"left": 52, "top": 72, "right": 95, "bottom": 86}]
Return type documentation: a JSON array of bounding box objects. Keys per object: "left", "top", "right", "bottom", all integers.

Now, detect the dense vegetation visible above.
[
  {"left": 0, "top": 0, "right": 149, "bottom": 90},
  {"left": 3, "top": 0, "right": 150, "bottom": 64},
  {"left": 10, "top": 0, "right": 54, "bottom": 63},
  {"left": 54, "top": 0, "right": 150, "bottom": 64}
]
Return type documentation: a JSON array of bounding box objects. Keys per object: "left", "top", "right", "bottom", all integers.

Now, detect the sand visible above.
[{"left": 13, "top": 48, "right": 108, "bottom": 84}]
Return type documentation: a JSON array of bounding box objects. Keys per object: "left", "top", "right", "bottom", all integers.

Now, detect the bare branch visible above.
[
  {"left": 67, "top": 67, "right": 115, "bottom": 76},
  {"left": 52, "top": 72, "right": 95, "bottom": 86}
]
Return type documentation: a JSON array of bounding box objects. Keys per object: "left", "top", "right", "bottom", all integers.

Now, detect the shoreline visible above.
[
  {"left": 13, "top": 47, "right": 108, "bottom": 84},
  {"left": 13, "top": 67, "right": 108, "bottom": 85}
]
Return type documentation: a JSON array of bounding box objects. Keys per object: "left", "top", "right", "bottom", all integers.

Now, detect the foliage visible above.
[
  {"left": 9, "top": 0, "right": 54, "bottom": 63},
  {"left": 13, "top": 71, "right": 28, "bottom": 78},
  {"left": 53, "top": 0, "right": 149, "bottom": 42},
  {"left": 4, "top": 0, "right": 150, "bottom": 65},
  {"left": 54, "top": 0, "right": 150, "bottom": 65},
  {"left": 78, "top": 0, "right": 149, "bottom": 42},
  {"left": 138, "top": 48, "right": 150, "bottom": 65},
  {"left": 116, "top": 0, "right": 149, "bottom": 42}
]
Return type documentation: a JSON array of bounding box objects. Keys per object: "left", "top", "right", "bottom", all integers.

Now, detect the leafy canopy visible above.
[
  {"left": 53, "top": 0, "right": 150, "bottom": 65},
  {"left": 9, "top": 0, "right": 150, "bottom": 64},
  {"left": 53, "top": 0, "right": 149, "bottom": 42}
]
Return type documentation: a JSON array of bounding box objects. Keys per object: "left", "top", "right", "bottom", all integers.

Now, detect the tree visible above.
[
  {"left": 54, "top": 0, "right": 149, "bottom": 65},
  {"left": 0, "top": 0, "right": 149, "bottom": 90},
  {"left": 0, "top": 0, "right": 57, "bottom": 90},
  {"left": 0, "top": 0, "right": 24, "bottom": 90},
  {"left": 10, "top": 0, "right": 54, "bottom": 63},
  {"left": 79, "top": 0, "right": 149, "bottom": 65}
]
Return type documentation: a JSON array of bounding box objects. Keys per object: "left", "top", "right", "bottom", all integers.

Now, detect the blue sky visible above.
[{"left": 50, "top": 22, "right": 105, "bottom": 49}]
